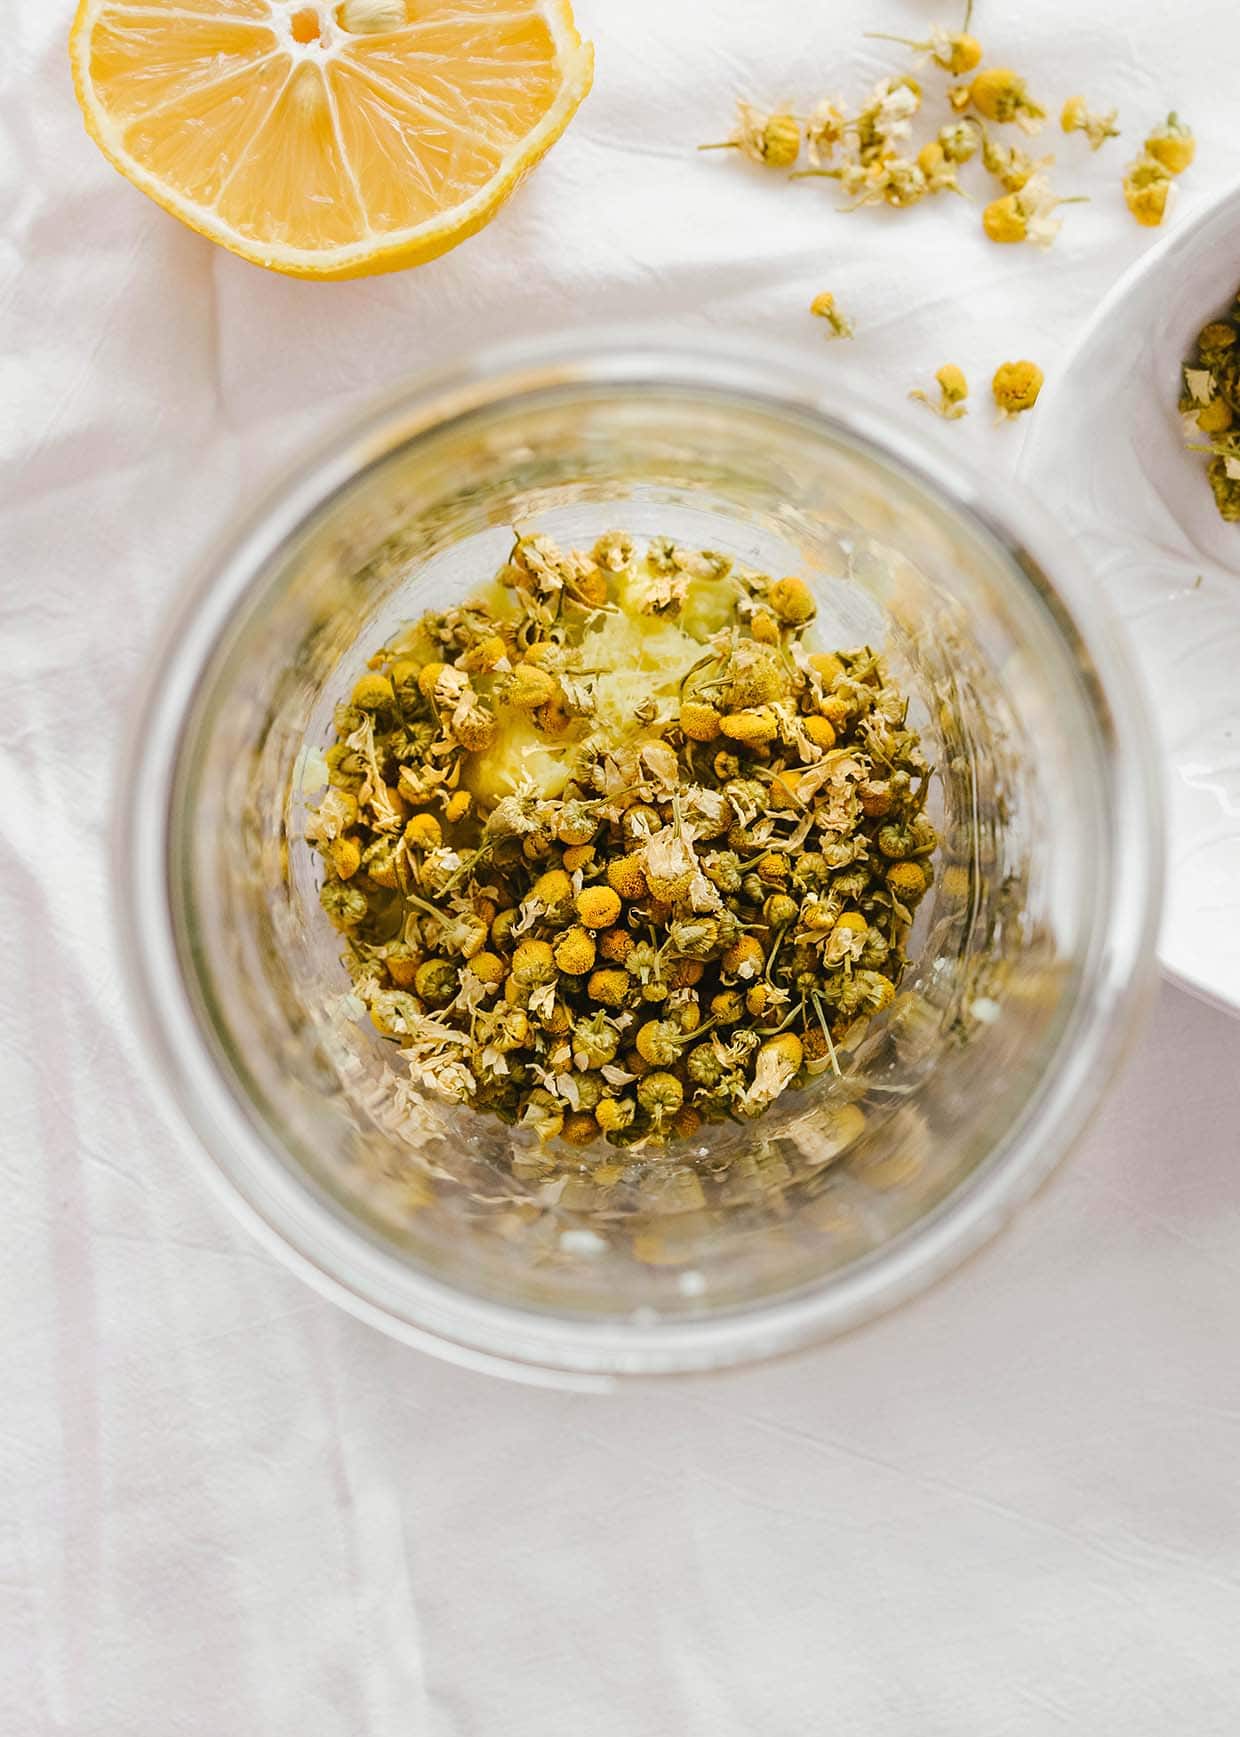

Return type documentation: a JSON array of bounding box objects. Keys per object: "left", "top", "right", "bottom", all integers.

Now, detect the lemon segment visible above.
[{"left": 70, "top": 0, "right": 593, "bottom": 278}]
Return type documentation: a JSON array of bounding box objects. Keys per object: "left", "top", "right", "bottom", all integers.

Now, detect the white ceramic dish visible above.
[{"left": 1021, "top": 189, "right": 1240, "bottom": 1014}]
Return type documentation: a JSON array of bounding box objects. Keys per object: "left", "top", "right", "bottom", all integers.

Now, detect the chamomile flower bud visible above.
[
  {"left": 992, "top": 360, "right": 1044, "bottom": 419},
  {"left": 970, "top": 67, "right": 1046, "bottom": 134},
  {"left": 1144, "top": 112, "right": 1194, "bottom": 176},
  {"left": 700, "top": 102, "right": 800, "bottom": 168},
  {"left": 1060, "top": 95, "right": 1119, "bottom": 151},
  {"left": 809, "top": 291, "right": 854, "bottom": 339},
  {"left": 910, "top": 364, "right": 969, "bottom": 420}
]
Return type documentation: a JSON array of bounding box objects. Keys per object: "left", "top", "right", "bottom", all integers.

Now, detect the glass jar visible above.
[{"left": 118, "top": 335, "right": 1161, "bottom": 1383}]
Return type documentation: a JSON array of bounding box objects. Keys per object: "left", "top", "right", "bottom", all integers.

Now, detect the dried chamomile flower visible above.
[
  {"left": 1205, "top": 454, "right": 1240, "bottom": 522},
  {"left": 805, "top": 98, "right": 848, "bottom": 167},
  {"left": 914, "top": 140, "right": 963, "bottom": 194},
  {"left": 352, "top": 671, "right": 395, "bottom": 712},
  {"left": 866, "top": 3, "right": 982, "bottom": 77},
  {"left": 592, "top": 530, "right": 635, "bottom": 572},
  {"left": 828, "top": 155, "right": 929, "bottom": 210},
  {"left": 910, "top": 364, "right": 968, "bottom": 420},
  {"left": 308, "top": 529, "right": 937, "bottom": 1157},
  {"left": 1196, "top": 322, "right": 1238, "bottom": 364},
  {"left": 1060, "top": 95, "right": 1119, "bottom": 152},
  {"left": 1181, "top": 304, "right": 1240, "bottom": 517},
  {"left": 809, "top": 291, "right": 854, "bottom": 338},
  {"left": 1180, "top": 332, "right": 1236, "bottom": 438},
  {"left": 1123, "top": 114, "right": 1193, "bottom": 229},
  {"left": 853, "top": 75, "right": 922, "bottom": 163},
  {"left": 937, "top": 119, "right": 981, "bottom": 164},
  {"left": 1123, "top": 155, "right": 1174, "bottom": 227},
  {"left": 700, "top": 101, "right": 800, "bottom": 169},
  {"left": 768, "top": 575, "right": 817, "bottom": 624},
  {"left": 969, "top": 67, "right": 1046, "bottom": 134},
  {"left": 320, "top": 878, "right": 368, "bottom": 929},
  {"left": 980, "top": 128, "right": 1053, "bottom": 193},
  {"left": 1189, "top": 393, "right": 1234, "bottom": 439},
  {"left": 982, "top": 175, "right": 1084, "bottom": 248},
  {"left": 735, "top": 1034, "right": 803, "bottom": 1116},
  {"left": 1192, "top": 429, "right": 1240, "bottom": 483},
  {"left": 1144, "top": 112, "right": 1195, "bottom": 176},
  {"left": 992, "top": 360, "right": 1044, "bottom": 419},
  {"left": 794, "top": 77, "right": 929, "bottom": 207}
]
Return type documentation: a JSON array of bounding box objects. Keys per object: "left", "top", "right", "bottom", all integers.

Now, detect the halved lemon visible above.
[{"left": 69, "top": 0, "right": 593, "bottom": 279}]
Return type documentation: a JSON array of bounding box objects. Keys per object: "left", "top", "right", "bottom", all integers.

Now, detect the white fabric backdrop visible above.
[{"left": 4, "top": 0, "right": 1240, "bottom": 1730}]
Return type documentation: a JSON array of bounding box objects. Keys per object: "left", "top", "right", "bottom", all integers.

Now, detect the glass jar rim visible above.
[{"left": 114, "top": 329, "right": 1163, "bottom": 1384}]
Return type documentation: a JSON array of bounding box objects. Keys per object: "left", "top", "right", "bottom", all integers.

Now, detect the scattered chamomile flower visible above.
[
  {"left": 866, "top": 2, "right": 982, "bottom": 77},
  {"left": 979, "top": 128, "right": 1053, "bottom": 194},
  {"left": 855, "top": 75, "right": 922, "bottom": 162},
  {"left": 1181, "top": 299, "right": 1240, "bottom": 519},
  {"left": 700, "top": 101, "right": 801, "bottom": 168},
  {"left": 916, "top": 139, "right": 965, "bottom": 194},
  {"left": 805, "top": 97, "right": 848, "bottom": 167},
  {"left": 809, "top": 291, "right": 854, "bottom": 338},
  {"left": 937, "top": 119, "right": 981, "bottom": 163},
  {"left": 1123, "top": 154, "right": 1174, "bottom": 226},
  {"left": 1120, "top": 114, "right": 1193, "bottom": 228},
  {"left": 818, "top": 155, "right": 929, "bottom": 210},
  {"left": 992, "top": 360, "right": 1044, "bottom": 419},
  {"left": 1060, "top": 95, "right": 1120, "bottom": 151},
  {"left": 1192, "top": 395, "right": 1234, "bottom": 438},
  {"left": 910, "top": 364, "right": 968, "bottom": 420},
  {"left": 1144, "top": 112, "right": 1195, "bottom": 176},
  {"left": 982, "top": 174, "right": 1085, "bottom": 248},
  {"left": 969, "top": 67, "right": 1046, "bottom": 134}
]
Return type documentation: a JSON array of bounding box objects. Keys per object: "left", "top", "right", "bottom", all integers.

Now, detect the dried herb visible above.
[
  {"left": 697, "top": 18, "right": 1194, "bottom": 278},
  {"left": 1123, "top": 155, "right": 1174, "bottom": 227},
  {"left": 809, "top": 291, "right": 854, "bottom": 338},
  {"left": 701, "top": 36, "right": 1085, "bottom": 249},
  {"left": 982, "top": 175, "right": 1086, "bottom": 248},
  {"left": 991, "top": 360, "right": 1043, "bottom": 419},
  {"left": 865, "top": 2, "right": 981, "bottom": 78},
  {"left": 915, "top": 139, "right": 966, "bottom": 195},
  {"left": 1124, "top": 115, "right": 1194, "bottom": 228},
  {"left": 910, "top": 364, "right": 969, "bottom": 420},
  {"left": 308, "top": 533, "right": 938, "bottom": 1153},
  {"left": 1060, "top": 95, "right": 1119, "bottom": 152},
  {"left": 699, "top": 102, "right": 801, "bottom": 168},
  {"left": 1144, "top": 112, "right": 1195, "bottom": 177},
  {"left": 1181, "top": 296, "right": 1240, "bottom": 521},
  {"left": 966, "top": 67, "right": 1046, "bottom": 134},
  {"left": 979, "top": 127, "right": 1052, "bottom": 193}
]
